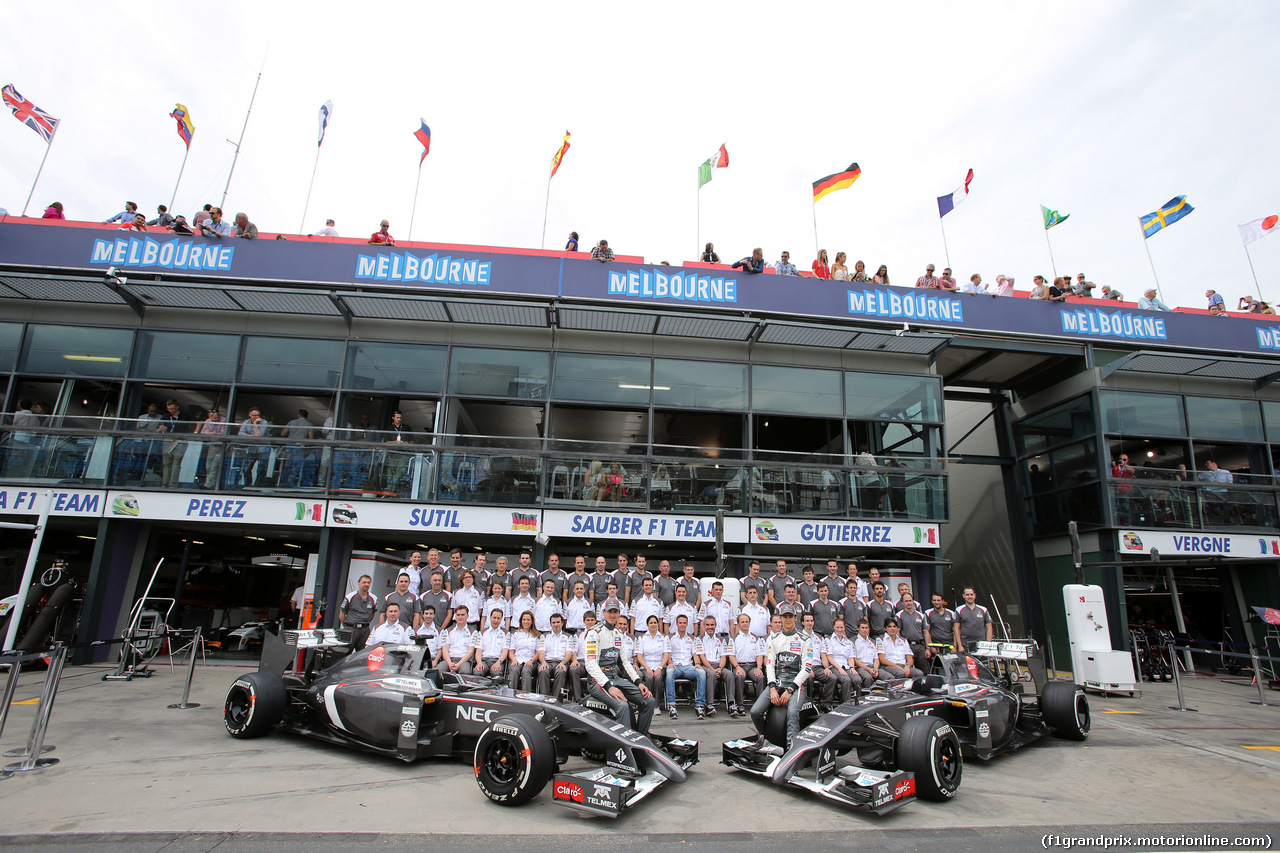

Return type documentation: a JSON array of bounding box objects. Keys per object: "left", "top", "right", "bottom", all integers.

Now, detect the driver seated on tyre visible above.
[
  {"left": 584, "top": 598, "right": 656, "bottom": 735},
  {"left": 365, "top": 603, "right": 413, "bottom": 647},
  {"left": 750, "top": 603, "right": 812, "bottom": 755}
]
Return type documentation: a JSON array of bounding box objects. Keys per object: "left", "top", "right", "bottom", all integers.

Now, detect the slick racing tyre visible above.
[
  {"left": 474, "top": 714, "right": 556, "bottom": 806},
  {"left": 1042, "top": 681, "right": 1091, "bottom": 741},
  {"left": 223, "top": 672, "right": 287, "bottom": 738},
  {"left": 895, "top": 716, "right": 962, "bottom": 802}
]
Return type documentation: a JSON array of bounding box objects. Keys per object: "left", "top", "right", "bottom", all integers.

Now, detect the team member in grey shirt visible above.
[
  {"left": 956, "top": 587, "right": 994, "bottom": 648},
  {"left": 766, "top": 560, "right": 795, "bottom": 611},
  {"left": 675, "top": 562, "right": 701, "bottom": 609},
  {"left": 339, "top": 574, "right": 379, "bottom": 651},
  {"left": 839, "top": 579, "right": 867, "bottom": 629},
  {"left": 796, "top": 566, "right": 821, "bottom": 607},
  {"left": 925, "top": 594, "right": 959, "bottom": 654},
  {"left": 809, "top": 582, "right": 841, "bottom": 638},
  {"left": 419, "top": 571, "right": 454, "bottom": 631},
  {"left": 866, "top": 581, "right": 895, "bottom": 639},
  {"left": 590, "top": 556, "right": 615, "bottom": 604},
  {"left": 738, "top": 560, "right": 768, "bottom": 608},
  {"left": 380, "top": 573, "right": 420, "bottom": 629},
  {"left": 896, "top": 593, "right": 928, "bottom": 666},
  {"left": 540, "top": 553, "right": 572, "bottom": 603},
  {"left": 653, "top": 559, "right": 678, "bottom": 607}
]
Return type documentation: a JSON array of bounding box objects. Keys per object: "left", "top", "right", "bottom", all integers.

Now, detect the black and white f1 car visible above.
[
  {"left": 223, "top": 629, "right": 697, "bottom": 816},
  {"left": 723, "top": 639, "right": 1089, "bottom": 814}
]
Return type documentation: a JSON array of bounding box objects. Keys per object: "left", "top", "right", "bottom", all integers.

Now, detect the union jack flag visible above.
[{"left": 2, "top": 84, "right": 59, "bottom": 144}]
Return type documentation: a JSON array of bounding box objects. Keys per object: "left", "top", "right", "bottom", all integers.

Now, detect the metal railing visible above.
[
  {"left": 1106, "top": 472, "right": 1280, "bottom": 530},
  {"left": 0, "top": 421, "right": 949, "bottom": 520}
]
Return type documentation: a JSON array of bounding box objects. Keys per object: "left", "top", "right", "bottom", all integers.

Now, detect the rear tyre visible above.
[
  {"left": 1042, "top": 681, "right": 1090, "bottom": 740},
  {"left": 223, "top": 672, "right": 287, "bottom": 738},
  {"left": 895, "top": 716, "right": 962, "bottom": 801},
  {"left": 474, "top": 714, "right": 556, "bottom": 806}
]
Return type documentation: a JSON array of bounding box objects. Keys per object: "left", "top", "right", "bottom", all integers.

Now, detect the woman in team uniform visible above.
[
  {"left": 507, "top": 611, "right": 541, "bottom": 691},
  {"left": 636, "top": 614, "right": 670, "bottom": 707}
]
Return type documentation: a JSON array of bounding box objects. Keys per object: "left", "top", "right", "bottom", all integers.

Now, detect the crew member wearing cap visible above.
[
  {"left": 584, "top": 598, "right": 655, "bottom": 734},
  {"left": 750, "top": 603, "right": 813, "bottom": 753}
]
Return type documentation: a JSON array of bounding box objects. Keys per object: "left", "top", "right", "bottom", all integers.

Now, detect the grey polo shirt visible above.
[{"left": 380, "top": 590, "right": 419, "bottom": 628}]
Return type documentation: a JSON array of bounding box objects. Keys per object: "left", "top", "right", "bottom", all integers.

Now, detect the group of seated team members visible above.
[{"left": 340, "top": 549, "right": 995, "bottom": 723}]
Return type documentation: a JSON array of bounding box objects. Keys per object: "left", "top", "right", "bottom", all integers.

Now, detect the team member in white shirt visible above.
[
  {"left": 877, "top": 618, "right": 922, "bottom": 678},
  {"left": 536, "top": 613, "right": 575, "bottom": 697},
  {"left": 819, "top": 618, "right": 856, "bottom": 703},
  {"left": 402, "top": 551, "right": 426, "bottom": 596},
  {"left": 438, "top": 605, "right": 478, "bottom": 675},
  {"left": 414, "top": 606, "right": 445, "bottom": 666},
  {"left": 666, "top": 583, "right": 698, "bottom": 637},
  {"left": 533, "top": 578, "right": 563, "bottom": 632},
  {"left": 365, "top": 602, "right": 413, "bottom": 648},
  {"left": 450, "top": 571, "right": 483, "bottom": 630},
  {"left": 509, "top": 576, "right": 537, "bottom": 629},
  {"left": 571, "top": 610, "right": 599, "bottom": 699},
  {"left": 635, "top": 614, "right": 670, "bottom": 707},
  {"left": 630, "top": 577, "right": 667, "bottom": 633},
  {"left": 614, "top": 614, "right": 636, "bottom": 663},
  {"left": 507, "top": 611, "right": 541, "bottom": 691},
  {"left": 728, "top": 613, "right": 763, "bottom": 716},
  {"left": 699, "top": 580, "right": 737, "bottom": 638},
  {"left": 564, "top": 580, "right": 593, "bottom": 634},
  {"left": 475, "top": 607, "right": 509, "bottom": 683},
  {"left": 851, "top": 618, "right": 882, "bottom": 687},
  {"left": 739, "top": 584, "right": 770, "bottom": 638},
  {"left": 664, "top": 613, "right": 707, "bottom": 720},
  {"left": 481, "top": 580, "right": 511, "bottom": 632},
  {"left": 696, "top": 615, "right": 733, "bottom": 716}
]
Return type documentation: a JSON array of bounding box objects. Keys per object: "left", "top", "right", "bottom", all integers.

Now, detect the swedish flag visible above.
[{"left": 1141, "top": 196, "right": 1194, "bottom": 239}]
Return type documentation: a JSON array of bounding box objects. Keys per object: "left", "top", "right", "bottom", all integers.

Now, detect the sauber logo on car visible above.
[
  {"left": 553, "top": 781, "right": 585, "bottom": 803},
  {"left": 894, "top": 779, "right": 916, "bottom": 800},
  {"left": 367, "top": 647, "right": 386, "bottom": 671}
]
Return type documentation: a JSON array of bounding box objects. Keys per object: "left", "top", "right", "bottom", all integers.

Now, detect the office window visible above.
[
  {"left": 239, "top": 336, "right": 343, "bottom": 388},
  {"left": 653, "top": 359, "right": 747, "bottom": 410},
  {"left": 1185, "top": 396, "right": 1263, "bottom": 442},
  {"left": 752, "top": 365, "right": 841, "bottom": 417},
  {"left": 20, "top": 324, "right": 132, "bottom": 378},
  {"left": 132, "top": 331, "right": 238, "bottom": 383},
  {"left": 845, "top": 371, "right": 941, "bottom": 422},
  {"left": 449, "top": 348, "right": 549, "bottom": 398},
  {"left": 553, "top": 353, "right": 650, "bottom": 404},
  {"left": 0, "top": 323, "right": 21, "bottom": 372},
  {"left": 1100, "top": 390, "right": 1185, "bottom": 436},
  {"left": 345, "top": 341, "right": 446, "bottom": 394}
]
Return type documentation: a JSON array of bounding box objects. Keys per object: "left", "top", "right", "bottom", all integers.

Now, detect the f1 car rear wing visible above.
[{"left": 968, "top": 639, "right": 1047, "bottom": 690}]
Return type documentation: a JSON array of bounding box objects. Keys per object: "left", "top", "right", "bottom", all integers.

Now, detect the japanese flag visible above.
[{"left": 1239, "top": 215, "right": 1279, "bottom": 246}]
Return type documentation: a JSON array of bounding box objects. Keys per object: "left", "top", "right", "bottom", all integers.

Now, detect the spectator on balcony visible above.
[
  {"left": 961, "top": 274, "right": 984, "bottom": 294},
  {"left": 192, "top": 204, "right": 213, "bottom": 230},
  {"left": 1138, "top": 288, "right": 1171, "bottom": 311},
  {"left": 1112, "top": 453, "right": 1135, "bottom": 523},
  {"left": 1205, "top": 289, "right": 1225, "bottom": 312},
  {"left": 872, "top": 264, "right": 890, "bottom": 285},
  {"left": 158, "top": 399, "right": 186, "bottom": 488},
  {"left": 915, "top": 264, "right": 940, "bottom": 289},
  {"left": 938, "top": 268, "right": 957, "bottom": 290},
  {"left": 701, "top": 242, "right": 719, "bottom": 263},
  {"left": 368, "top": 220, "right": 395, "bottom": 245},
  {"left": 42, "top": 202, "right": 64, "bottom": 219},
  {"left": 200, "top": 207, "right": 234, "bottom": 238},
  {"left": 1260, "top": 301, "right": 1276, "bottom": 315},
  {"left": 1047, "top": 277, "right": 1070, "bottom": 302},
  {"left": 103, "top": 201, "right": 138, "bottom": 224},
  {"left": 1101, "top": 284, "right": 1123, "bottom": 300},
  {"left": 1029, "top": 276, "right": 1050, "bottom": 300},
  {"left": 147, "top": 205, "right": 175, "bottom": 228},
  {"left": 774, "top": 251, "right": 798, "bottom": 276},
  {"left": 136, "top": 402, "right": 164, "bottom": 432},
  {"left": 811, "top": 249, "right": 831, "bottom": 280},
  {"left": 1072, "top": 274, "right": 1096, "bottom": 298},
  {"left": 196, "top": 406, "right": 228, "bottom": 490},
  {"left": 565, "top": 231, "right": 579, "bottom": 252},
  {"left": 851, "top": 260, "right": 870, "bottom": 282},
  {"left": 591, "top": 239, "right": 614, "bottom": 262},
  {"left": 830, "top": 252, "right": 850, "bottom": 281},
  {"left": 1197, "top": 460, "right": 1233, "bottom": 494},
  {"left": 238, "top": 407, "right": 270, "bottom": 487},
  {"left": 171, "top": 215, "right": 193, "bottom": 235},
  {"left": 1239, "top": 295, "right": 1262, "bottom": 312},
  {"left": 731, "top": 248, "right": 764, "bottom": 274},
  {"left": 121, "top": 213, "right": 147, "bottom": 232},
  {"left": 234, "top": 212, "right": 258, "bottom": 240},
  {"left": 313, "top": 219, "right": 339, "bottom": 237}
]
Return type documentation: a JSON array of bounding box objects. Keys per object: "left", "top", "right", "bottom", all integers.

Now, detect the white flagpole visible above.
[
  {"left": 811, "top": 200, "right": 820, "bottom": 259},
  {"left": 1044, "top": 224, "right": 1058, "bottom": 280},
  {"left": 20, "top": 125, "right": 58, "bottom": 217},
  {"left": 939, "top": 216, "right": 952, "bottom": 270},
  {"left": 169, "top": 144, "right": 191, "bottom": 213},
  {"left": 1244, "top": 243, "right": 1263, "bottom": 300},
  {"left": 299, "top": 146, "right": 322, "bottom": 234},
  {"left": 408, "top": 161, "right": 424, "bottom": 243},
  {"left": 222, "top": 64, "right": 264, "bottom": 210},
  {"left": 540, "top": 168, "right": 553, "bottom": 250},
  {"left": 1139, "top": 218, "right": 1163, "bottom": 300}
]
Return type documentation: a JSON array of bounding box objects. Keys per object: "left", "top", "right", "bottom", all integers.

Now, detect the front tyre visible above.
[
  {"left": 1042, "top": 681, "right": 1091, "bottom": 740},
  {"left": 895, "top": 716, "right": 962, "bottom": 801},
  {"left": 473, "top": 714, "right": 556, "bottom": 806},
  {"left": 223, "top": 672, "right": 287, "bottom": 738}
]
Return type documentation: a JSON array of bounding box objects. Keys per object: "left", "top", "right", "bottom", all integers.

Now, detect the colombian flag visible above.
[
  {"left": 170, "top": 104, "right": 194, "bottom": 149},
  {"left": 415, "top": 118, "right": 432, "bottom": 163},
  {"left": 550, "top": 130, "right": 571, "bottom": 178},
  {"left": 812, "top": 163, "right": 861, "bottom": 203}
]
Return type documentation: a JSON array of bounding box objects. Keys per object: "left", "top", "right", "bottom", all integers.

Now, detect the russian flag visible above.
[
  {"left": 415, "top": 118, "right": 431, "bottom": 163},
  {"left": 937, "top": 168, "right": 974, "bottom": 218}
]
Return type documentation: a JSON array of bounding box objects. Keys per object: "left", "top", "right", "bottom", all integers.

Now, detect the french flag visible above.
[{"left": 937, "top": 168, "right": 974, "bottom": 218}]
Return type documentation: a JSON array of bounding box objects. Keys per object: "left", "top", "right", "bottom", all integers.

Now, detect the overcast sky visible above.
[{"left": 3, "top": 2, "right": 1278, "bottom": 312}]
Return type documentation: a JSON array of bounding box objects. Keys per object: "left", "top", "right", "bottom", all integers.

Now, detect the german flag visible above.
[
  {"left": 812, "top": 163, "right": 861, "bottom": 203},
  {"left": 510, "top": 512, "right": 538, "bottom": 532}
]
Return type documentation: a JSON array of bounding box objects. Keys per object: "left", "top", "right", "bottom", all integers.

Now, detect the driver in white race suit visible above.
[
  {"left": 749, "top": 603, "right": 812, "bottom": 753},
  {"left": 584, "top": 598, "right": 655, "bottom": 735}
]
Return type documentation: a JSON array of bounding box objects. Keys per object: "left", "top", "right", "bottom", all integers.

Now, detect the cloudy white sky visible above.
[{"left": 3, "top": 2, "right": 1278, "bottom": 311}]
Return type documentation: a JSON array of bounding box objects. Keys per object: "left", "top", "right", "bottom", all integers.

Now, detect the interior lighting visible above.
[
  {"left": 63, "top": 354, "right": 123, "bottom": 362},
  {"left": 76, "top": 535, "right": 96, "bottom": 540},
  {"left": 618, "top": 384, "right": 671, "bottom": 390},
  {"left": 283, "top": 543, "right": 301, "bottom": 548},
  {"left": 244, "top": 535, "right": 265, "bottom": 541}
]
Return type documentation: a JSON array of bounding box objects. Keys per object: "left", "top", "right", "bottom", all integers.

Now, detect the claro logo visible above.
[{"left": 553, "top": 781, "right": 584, "bottom": 803}]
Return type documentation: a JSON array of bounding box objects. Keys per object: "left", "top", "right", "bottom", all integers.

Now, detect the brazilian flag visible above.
[{"left": 1041, "top": 205, "right": 1069, "bottom": 230}]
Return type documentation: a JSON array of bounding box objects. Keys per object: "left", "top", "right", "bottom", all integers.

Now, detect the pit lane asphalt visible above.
[{"left": 0, "top": 661, "right": 1277, "bottom": 848}]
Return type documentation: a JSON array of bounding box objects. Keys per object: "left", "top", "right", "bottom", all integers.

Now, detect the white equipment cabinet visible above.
[{"left": 1063, "top": 583, "right": 1140, "bottom": 696}]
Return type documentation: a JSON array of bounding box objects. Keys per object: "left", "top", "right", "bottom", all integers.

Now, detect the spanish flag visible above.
[
  {"left": 550, "top": 130, "right": 571, "bottom": 178},
  {"left": 812, "top": 163, "right": 861, "bottom": 203}
]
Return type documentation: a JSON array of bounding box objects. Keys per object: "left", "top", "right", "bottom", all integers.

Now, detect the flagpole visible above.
[
  {"left": 299, "top": 147, "right": 322, "bottom": 234},
  {"left": 1043, "top": 225, "right": 1058, "bottom": 280},
  {"left": 408, "top": 161, "right": 424, "bottom": 243},
  {"left": 20, "top": 126, "right": 57, "bottom": 217},
  {"left": 939, "top": 217, "right": 951, "bottom": 269},
  {"left": 811, "top": 201, "right": 819, "bottom": 259},
  {"left": 696, "top": 180, "right": 702, "bottom": 260},
  {"left": 1244, "top": 243, "right": 1263, "bottom": 300},
  {"left": 169, "top": 145, "right": 191, "bottom": 214},
  {"left": 222, "top": 66, "right": 264, "bottom": 210},
  {"left": 1139, "top": 218, "right": 1163, "bottom": 300},
  {"left": 540, "top": 169, "right": 553, "bottom": 250}
]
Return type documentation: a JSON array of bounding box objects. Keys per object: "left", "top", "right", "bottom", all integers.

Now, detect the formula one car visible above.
[
  {"left": 723, "top": 638, "right": 1089, "bottom": 814},
  {"left": 222, "top": 629, "right": 697, "bottom": 816}
]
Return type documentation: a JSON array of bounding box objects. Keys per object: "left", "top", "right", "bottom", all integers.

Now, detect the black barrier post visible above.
[
  {"left": 3, "top": 643, "right": 66, "bottom": 773},
  {"left": 167, "top": 627, "right": 203, "bottom": 710},
  {"left": 1167, "top": 638, "right": 1197, "bottom": 712}
]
